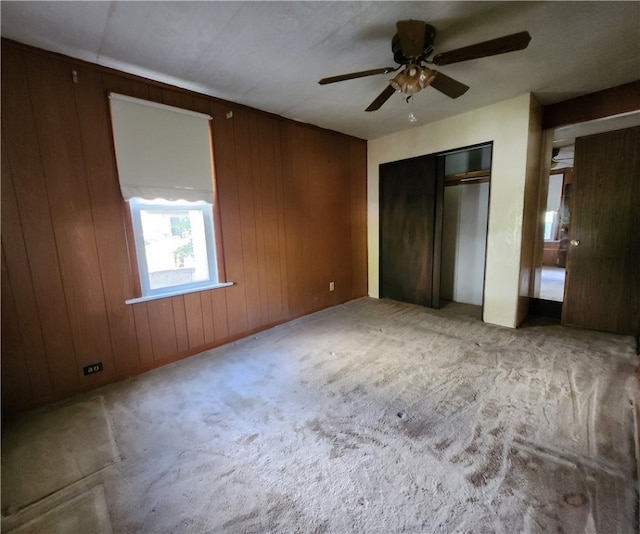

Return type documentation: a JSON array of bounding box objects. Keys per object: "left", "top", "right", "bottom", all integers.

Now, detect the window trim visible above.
[
  {"left": 125, "top": 281, "right": 233, "bottom": 305},
  {"left": 126, "top": 198, "right": 227, "bottom": 302}
]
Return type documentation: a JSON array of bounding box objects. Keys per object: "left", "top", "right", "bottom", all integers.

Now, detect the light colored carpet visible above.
[
  {"left": 2, "top": 297, "right": 637, "bottom": 533},
  {"left": 10, "top": 486, "right": 113, "bottom": 534},
  {"left": 2, "top": 397, "right": 119, "bottom": 514}
]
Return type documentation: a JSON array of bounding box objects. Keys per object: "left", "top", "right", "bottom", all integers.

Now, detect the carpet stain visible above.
[
  {"left": 220, "top": 508, "right": 260, "bottom": 530},
  {"left": 563, "top": 492, "right": 587, "bottom": 507}
]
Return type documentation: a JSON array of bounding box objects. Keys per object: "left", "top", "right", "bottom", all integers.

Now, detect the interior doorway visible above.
[
  {"left": 532, "top": 116, "right": 640, "bottom": 332},
  {"left": 539, "top": 168, "right": 572, "bottom": 302}
]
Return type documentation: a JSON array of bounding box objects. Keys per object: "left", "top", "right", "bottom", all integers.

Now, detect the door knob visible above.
[{"left": 570, "top": 239, "right": 580, "bottom": 246}]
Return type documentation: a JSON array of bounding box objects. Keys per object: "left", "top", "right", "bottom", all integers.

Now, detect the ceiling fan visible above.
[{"left": 319, "top": 20, "right": 531, "bottom": 112}]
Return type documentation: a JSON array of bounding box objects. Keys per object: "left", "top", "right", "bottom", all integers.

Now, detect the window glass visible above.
[
  {"left": 544, "top": 210, "right": 556, "bottom": 241},
  {"left": 130, "top": 198, "right": 218, "bottom": 297}
]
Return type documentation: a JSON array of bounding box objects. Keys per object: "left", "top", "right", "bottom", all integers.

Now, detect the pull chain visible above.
[{"left": 408, "top": 96, "right": 417, "bottom": 123}]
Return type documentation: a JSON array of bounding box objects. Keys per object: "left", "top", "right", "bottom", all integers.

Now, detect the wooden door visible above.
[
  {"left": 562, "top": 126, "right": 640, "bottom": 334},
  {"left": 379, "top": 155, "right": 440, "bottom": 307}
]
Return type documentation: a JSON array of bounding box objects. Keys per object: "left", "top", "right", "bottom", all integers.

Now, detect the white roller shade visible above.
[{"left": 109, "top": 93, "right": 214, "bottom": 203}]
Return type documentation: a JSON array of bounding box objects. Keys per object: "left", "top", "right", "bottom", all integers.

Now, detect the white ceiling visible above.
[{"left": 1, "top": 1, "right": 639, "bottom": 140}]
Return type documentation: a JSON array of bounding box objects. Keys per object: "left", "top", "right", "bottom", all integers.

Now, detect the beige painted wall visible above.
[{"left": 367, "top": 93, "right": 541, "bottom": 328}]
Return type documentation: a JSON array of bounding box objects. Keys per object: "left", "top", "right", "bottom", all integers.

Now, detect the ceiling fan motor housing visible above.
[{"left": 392, "top": 23, "right": 436, "bottom": 64}]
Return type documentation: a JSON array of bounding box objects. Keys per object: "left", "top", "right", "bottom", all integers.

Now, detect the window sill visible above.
[{"left": 125, "top": 281, "right": 234, "bottom": 305}]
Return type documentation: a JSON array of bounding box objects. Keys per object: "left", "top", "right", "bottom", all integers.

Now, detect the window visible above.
[
  {"left": 544, "top": 210, "right": 557, "bottom": 241},
  {"left": 129, "top": 198, "right": 219, "bottom": 297},
  {"left": 108, "top": 93, "right": 230, "bottom": 303}
]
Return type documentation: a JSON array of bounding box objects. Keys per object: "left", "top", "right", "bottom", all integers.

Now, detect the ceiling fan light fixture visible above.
[
  {"left": 420, "top": 66, "right": 437, "bottom": 87},
  {"left": 389, "top": 70, "right": 407, "bottom": 92},
  {"left": 403, "top": 64, "right": 422, "bottom": 95},
  {"left": 390, "top": 64, "right": 437, "bottom": 96}
]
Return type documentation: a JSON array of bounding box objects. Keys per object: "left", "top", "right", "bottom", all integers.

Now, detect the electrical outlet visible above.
[
  {"left": 329, "top": 281, "right": 335, "bottom": 292},
  {"left": 83, "top": 362, "right": 103, "bottom": 376}
]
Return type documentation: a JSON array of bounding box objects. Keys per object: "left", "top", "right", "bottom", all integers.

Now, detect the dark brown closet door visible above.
[
  {"left": 562, "top": 126, "right": 640, "bottom": 334},
  {"left": 380, "top": 155, "right": 440, "bottom": 307}
]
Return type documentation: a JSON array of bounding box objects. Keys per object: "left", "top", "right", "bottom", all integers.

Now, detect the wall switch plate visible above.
[
  {"left": 83, "top": 362, "right": 103, "bottom": 376},
  {"left": 329, "top": 281, "right": 335, "bottom": 291}
]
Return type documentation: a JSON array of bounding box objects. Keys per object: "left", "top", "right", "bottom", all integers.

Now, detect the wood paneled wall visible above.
[
  {"left": 542, "top": 80, "right": 640, "bottom": 130},
  {"left": 1, "top": 41, "right": 367, "bottom": 416}
]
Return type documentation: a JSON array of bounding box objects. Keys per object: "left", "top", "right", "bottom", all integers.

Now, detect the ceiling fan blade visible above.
[
  {"left": 319, "top": 67, "right": 396, "bottom": 85},
  {"left": 396, "top": 20, "right": 426, "bottom": 58},
  {"left": 429, "top": 71, "right": 470, "bottom": 99},
  {"left": 433, "top": 31, "right": 531, "bottom": 66},
  {"left": 365, "top": 85, "right": 396, "bottom": 112}
]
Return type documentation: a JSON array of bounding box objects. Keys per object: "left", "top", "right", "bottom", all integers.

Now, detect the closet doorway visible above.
[
  {"left": 379, "top": 144, "right": 491, "bottom": 312},
  {"left": 439, "top": 144, "right": 491, "bottom": 308}
]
